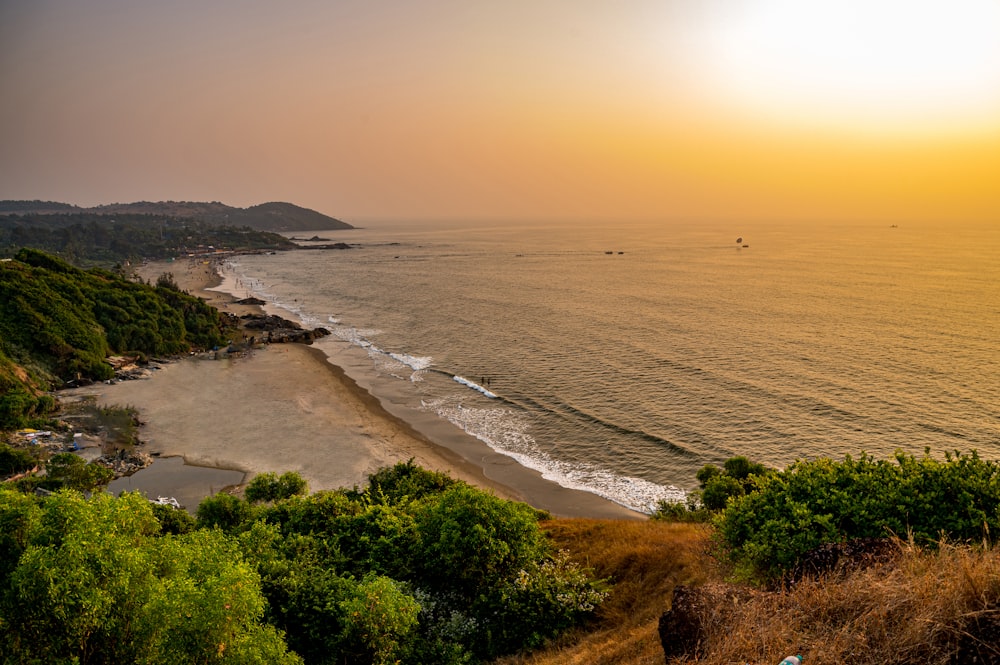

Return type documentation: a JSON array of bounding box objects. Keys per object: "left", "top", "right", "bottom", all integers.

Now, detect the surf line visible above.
[{"left": 452, "top": 375, "right": 499, "bottom": 399}]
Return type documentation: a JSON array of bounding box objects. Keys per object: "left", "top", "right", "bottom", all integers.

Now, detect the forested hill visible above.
[
  {"left": 0, "top": 212, "right": 300, "bottom": 266},
  {"left": 0, "top": 200, "right": 353, "bottom": 232},
  {"left": 0, "top": 248, "right": 231, "bottom": 428}
]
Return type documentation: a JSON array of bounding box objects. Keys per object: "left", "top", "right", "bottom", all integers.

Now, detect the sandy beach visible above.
[{"left": 77, "top": 257, "right": 643, "bottom": 519}]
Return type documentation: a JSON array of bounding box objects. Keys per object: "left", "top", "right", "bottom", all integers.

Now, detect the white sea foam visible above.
[
  {"left": 217, "top": 260, "right": 327, "bottom": 327},
  {"left": 219, "top": 256, "right": 684, "bottom": 512},
  {"left": 453, "top": 376, "right": 498, "bottom": 399},
  {"left": 390, "top": 352, "right": 433, "bottom": 371},
  {"left": 222, "top": 223, "right": 1000, "bottom": 518},
  {"left": 426, "top": 397, "right": 684, "bottom": 514}
]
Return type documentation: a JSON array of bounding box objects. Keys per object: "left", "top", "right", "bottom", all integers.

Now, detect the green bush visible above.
[
  {"left": 151, "top": 502, "right": 197, "bottom": 535},
  {"left": 0, "top": 490, "right": 301, "bottom": 664},
  {"left": 0, "top": 443, "right": 38, "bottom": 477},
  {"left": 413, "top": 484, "right": 549, "bottom": 601},
  {"left": 651, "top": 494, "right": 713, "bottom": 523},
  {"left": 717, "top": 450, "right": 1000, "bottom": 582},
  {"left": 651, "top": 456, "right": 772, "bottom": 520},
  {"left": 246, "top": 471, "right": 310, "bottom": 503},
  {"left": 41, "top": 453, "right": 114, "bottom": 491},
  {"left": 358, "top": 459, "right": 458, "bottom": 504},
  {"left": 338, "top": 574, "right": 421, "bottom": 665},
  {"left": 243, "top": 467, "right": 607, "bottom": 663},
  {"left": 1, "top": 465, "right": 608, "bottom": 664},
  {"left": 196, "top": 492, "right": 255, "bottom": 533}
]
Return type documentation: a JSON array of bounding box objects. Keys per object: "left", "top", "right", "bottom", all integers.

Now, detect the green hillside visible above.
[{"left": 0, "top": 248, "right": 231, "bottom": 428}]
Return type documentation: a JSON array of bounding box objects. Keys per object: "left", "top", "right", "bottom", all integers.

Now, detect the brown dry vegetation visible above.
[
  {"left": 689, "top": 540, "right": 1000, "bottom": 665},
  {"left": 496, "top": 521, "right": 1000, "bottom": 665},
  {"left": 495, "top": 519, "right": 717, "bottom": 665}
]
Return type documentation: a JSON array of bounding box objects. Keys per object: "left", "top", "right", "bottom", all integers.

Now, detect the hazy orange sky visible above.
[{"left": 2, "top": 1, "right": 999, "bottom": 224}]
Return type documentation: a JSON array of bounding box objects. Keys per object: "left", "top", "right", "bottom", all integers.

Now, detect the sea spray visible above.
[{"left": 427, "top": 397, "right": 684, "bottom": 514}]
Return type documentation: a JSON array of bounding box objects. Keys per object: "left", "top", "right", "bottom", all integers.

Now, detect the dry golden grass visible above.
[
  {"left": 689, "top": 540, "right": 1000, "bottom": 665},
  {"left": 492, "top": 521, "right": 1000, "bottom": 665},
  {"left": 494, "top": 518, "right": 716, "bottom": 665}
]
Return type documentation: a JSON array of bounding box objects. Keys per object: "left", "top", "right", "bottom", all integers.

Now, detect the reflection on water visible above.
[
  {"left": 107, "top": 456, "right": 245, "bottom": 513},
  {"left": 223, "top": 219, "right": 1000, "bottom": 513}
]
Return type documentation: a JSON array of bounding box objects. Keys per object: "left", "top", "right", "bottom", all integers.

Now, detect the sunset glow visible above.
[
  {"left": 691, "top": 0, "right": 1000, "bottom": 134},
  {"left": 1, "top": 1, "right": 998, "bottom": 223}
]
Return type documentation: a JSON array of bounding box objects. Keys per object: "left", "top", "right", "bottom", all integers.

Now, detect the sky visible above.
[{"left": 2, "top": 0, "right": 999, "bottom": 224}]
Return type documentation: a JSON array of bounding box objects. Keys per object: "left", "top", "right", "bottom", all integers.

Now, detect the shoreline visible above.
[{"left": 89, "top": 256, "right": 644, "bottom": 519}]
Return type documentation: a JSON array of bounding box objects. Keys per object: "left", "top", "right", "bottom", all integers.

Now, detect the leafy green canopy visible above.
[
  {"left": 717, "top": 450, "right": 1000, "bottom": 582},
  {"left": 245, "top": 471, "right": 310, "bottom": 503},
  {"left": 210, "top": 462, "right": 607, "bottom": 664},
  {"left": 0, "top": 249, "right": 230, "bottom": 427},
  {"left": 0, "top": 489, "right": 301, "bottom": 664},
  {"left": 2, "top": 464, "right": 607, "bottom": 665}
]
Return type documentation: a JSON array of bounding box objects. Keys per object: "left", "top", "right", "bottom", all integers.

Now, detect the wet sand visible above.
[{"left": 78, "top": 256, "right": 643, "bottom": 519}]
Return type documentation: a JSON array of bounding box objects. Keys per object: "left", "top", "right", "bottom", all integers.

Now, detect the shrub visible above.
[
  {"left": 0, "top": 442, "right": 38, "bottom": 477},
  {"left": 196, "top": 492, "right": 254, "bottom": 533},
  {"left": 717, "top": 450, "right": 1000, "bottom": 582},
  {"left": 339, "top": 574, "right": 421, "bottom": 665},
  {"left": 413, "top": 484, "right": 549, "bottom": 600},
  {"left": 245, "top": 471, "right": 309, "bottom": 503},
  {"left": 42, "top": 453, "right": 114, "bottom": 491},
  {"left": 355, "top": 459, "right": 458, "bottom": 505}
]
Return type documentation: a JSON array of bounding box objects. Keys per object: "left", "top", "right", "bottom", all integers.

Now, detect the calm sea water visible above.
[{"left": 220, "top": 219, "right": 1000, "bottom": 513}]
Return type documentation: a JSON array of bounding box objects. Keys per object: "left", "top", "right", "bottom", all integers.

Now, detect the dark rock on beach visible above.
[
  {"left": 239, "top": 313, "right": 330, "bottom": 344},
  {"left": 296, "top": 242, "right": 352, "bottom": 250},
  {"left": 96, "top": 449, "right": 154, "bottom": 476}
]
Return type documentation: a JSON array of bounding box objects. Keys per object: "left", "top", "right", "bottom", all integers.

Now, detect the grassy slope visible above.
[
  {"left": 496, "top": 519, "right": 716, "bottom": 665},
  {"left": 501, "top": 520, "right": 1000, "bottom": 665}
]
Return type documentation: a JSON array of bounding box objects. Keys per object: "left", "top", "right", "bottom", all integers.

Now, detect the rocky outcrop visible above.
[
  {"left": 239, "top": 313, "right": 330, "bottom": 344},
  {"left": 296, "top": 242, "right": 351, "bottom": 250},
  {"left": 787, "top": 538, "right": 899, "bottom": 583},
  {"left": 96, "top": 449, "right": 153, "bottom": 476},
  {"left": 658, "top": 583, "right": 758, "bottom": 662}
]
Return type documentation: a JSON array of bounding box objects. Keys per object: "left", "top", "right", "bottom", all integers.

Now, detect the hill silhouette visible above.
[{"left": 0, "top": 200, "right": 352, "bottom": 232}]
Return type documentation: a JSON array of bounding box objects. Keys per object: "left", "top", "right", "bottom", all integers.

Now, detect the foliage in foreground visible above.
[
  {"left": 718, "top": 450, "right": 1000, "bottom": 582},
  {"left": 0, "top": 462, "right": 608, "bottom": 665},
  {"left": 0, "top": 489, "right": 300, "bottom": 665}
]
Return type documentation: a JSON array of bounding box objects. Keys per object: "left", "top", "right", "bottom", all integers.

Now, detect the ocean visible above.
[{"left": 218, "top": 219, "right": 1000, "bottom": 514}]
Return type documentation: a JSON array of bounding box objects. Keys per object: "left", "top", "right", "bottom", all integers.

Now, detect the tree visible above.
[
  {"left": 245, "top": 471, "right": 309, "bottom": 504},
  {"left": 196, "top": 492, "right": 254, "bottom": 533},
  {"left": 717, "top": 450, "right": 1000, "bottom": 582},
  {"left": 42, "top": 452, "right": 114, "bottom": 491},
  {"left": 0, "top": 490, "right": 301, "bottom": 664},
  {"left": 413, "top": 485, "right": 549, "bottom": 601},
  {"left": 339, "top": 574, "right": 420, "bottom": 665}
]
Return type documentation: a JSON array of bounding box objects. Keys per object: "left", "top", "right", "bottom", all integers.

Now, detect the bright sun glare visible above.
[{"left": 694, "top": 0, "right": 1000, "bottom": 133}]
